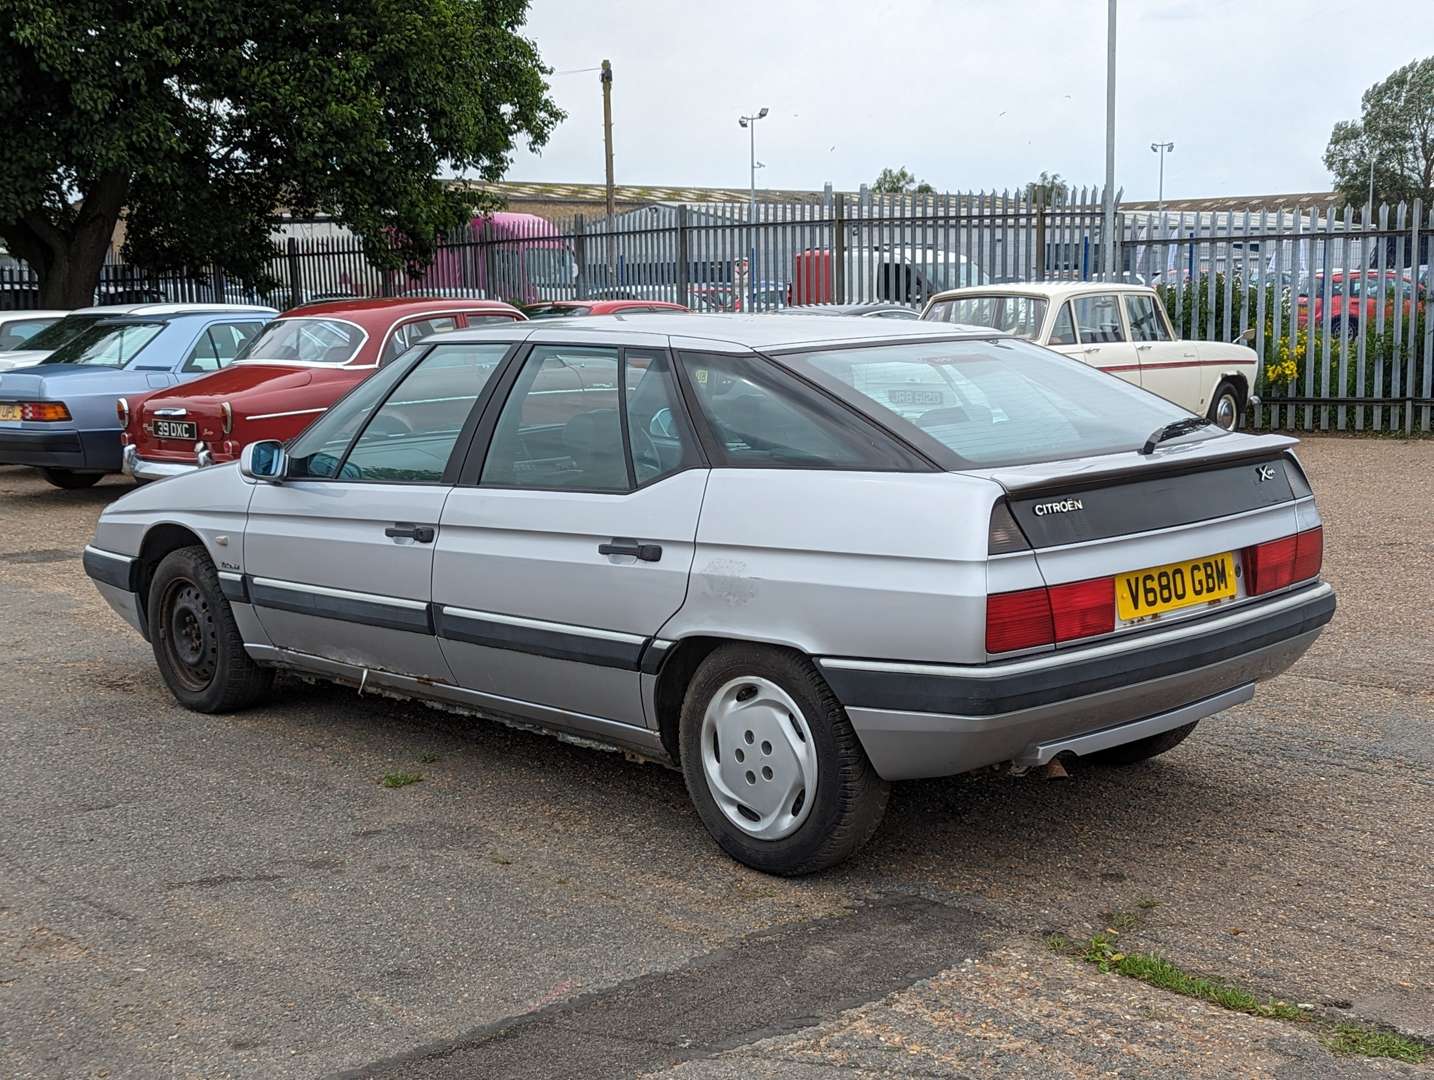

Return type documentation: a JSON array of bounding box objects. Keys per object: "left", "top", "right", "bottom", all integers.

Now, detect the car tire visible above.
[
  {"left": 1083, "top": 720, "right": 1198, "bottom": 766},
  {"left": 1207, "top": 380, "right": 1242, "bottom": 431},
  {"left": 41, "top": 468, "right": 102, "bottom": 489},
  {"left": 1332, "top": 316, "right": 1358, "bottom": 337},
  {"left": 678, "top": 643, "right": 889, "bottom": 875},
  {"left": 147, "top": 545, "right": 273, "bottom": 713}
]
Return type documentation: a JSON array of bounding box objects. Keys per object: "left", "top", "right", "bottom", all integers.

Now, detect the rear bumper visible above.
[
  {"left": 124, "top": 443, "right": 201, "bottom": 481},
  {"left": 0, "top": 428, "right": 120, "bottom": 472},
  {"left": 821, "top": 582, "right": 1335, "bottom": 780}
]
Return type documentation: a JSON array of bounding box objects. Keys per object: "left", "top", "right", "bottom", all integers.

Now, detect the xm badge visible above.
[{"left": 1255, "top": 464, "right": 1276, "bottom": 483}]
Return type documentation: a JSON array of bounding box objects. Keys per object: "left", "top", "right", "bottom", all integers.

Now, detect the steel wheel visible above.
[
  {"left": 158, "top": 576, "right": 218, "bottom": 693},
  {"left": 699, "top": 675, "right": 818, "bottom": 841}
]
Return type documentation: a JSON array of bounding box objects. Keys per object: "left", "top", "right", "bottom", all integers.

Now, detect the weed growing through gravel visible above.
[
  {"left": 1326, "top": 1025, "right": 1429, "bottom": 1064},
  {"left": 381, "top": 771, "right": 423, "bottom": 789},
  {"left": 1047, "top": 914, "right": 1433, "bottom": 1063}
]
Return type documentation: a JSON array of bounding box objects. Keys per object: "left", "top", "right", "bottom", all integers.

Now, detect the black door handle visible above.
[
  {"left": 385, "top": 523, "right": 435, "bottom": 543},
  {"left": 598, "top": 537, "right": 662, "bottom": 562}
]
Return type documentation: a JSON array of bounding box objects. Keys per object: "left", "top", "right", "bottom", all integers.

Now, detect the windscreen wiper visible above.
[{"left": 1139, "top": 416, "right": 1213, "bottom": 455}]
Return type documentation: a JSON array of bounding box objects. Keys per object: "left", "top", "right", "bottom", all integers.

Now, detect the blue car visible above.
[{"left": 0, "top": 304, "right": 275, "bottom": 488}]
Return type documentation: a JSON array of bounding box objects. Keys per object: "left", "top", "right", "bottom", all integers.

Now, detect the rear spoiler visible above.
[{"left": 968, "top": 432, "right": 1300, "bottom": 500}]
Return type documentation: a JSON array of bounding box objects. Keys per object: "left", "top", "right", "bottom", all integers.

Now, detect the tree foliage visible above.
[
  {"left": 872, "top": 167, "right": 935, "bottom": 195},
  {"left": 0, "top": 0, "right": 563, "bottom": 306},
  {"left": 1324, "top": 56, "right": 1434, "bottom": 211},
  {"left": 1024, "top": 171, "right": 1069, "bottom": 205}
]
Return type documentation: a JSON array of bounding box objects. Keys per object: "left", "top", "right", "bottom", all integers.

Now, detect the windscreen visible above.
[
  {"left": 786, "top": 338, "right": 1214, "bottom": 468},
  {"left": 14, "top": 313, "right": 106, "bottom": 352},
  {"left": 39, "top": 321, "right": 165, "bottom": 367},
  {"left": 523, "top": 304, "right": 590, "bottom": 319},
  {"left": 237, "top": 317, "right": 364, "bottom": 364}
]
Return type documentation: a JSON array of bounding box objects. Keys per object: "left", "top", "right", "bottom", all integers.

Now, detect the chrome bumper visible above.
[
  {"left": 125, "top": 443, "right": 200, "bottom": 481},
  {"left": 824, "top": 582, "right": 1335, "bottom": 780}
]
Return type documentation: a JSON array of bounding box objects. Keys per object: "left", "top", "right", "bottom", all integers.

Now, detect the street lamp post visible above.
[
  {"left": 1102, "top": 0, "right": 1117, "bottom": 281},
  {"left": 1151, "top": 141, "right": 1174, "bottom": 213},
  {"left": 738, "top": 107, "right": 768, "bottom": 310}
]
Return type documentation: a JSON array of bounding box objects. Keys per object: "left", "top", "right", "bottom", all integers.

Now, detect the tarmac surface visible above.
[{"left": 0, "top": 435, "right": 1429, "bottom": 1078}]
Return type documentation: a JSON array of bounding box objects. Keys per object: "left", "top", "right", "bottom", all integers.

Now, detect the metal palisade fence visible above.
[{"left": 1, "top": 190, "right": 1429, "bottom": 433}]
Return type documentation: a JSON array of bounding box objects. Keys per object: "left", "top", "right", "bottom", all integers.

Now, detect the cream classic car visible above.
[{"left": 922, "top": 282, "right": 1258, "bottom": 430}]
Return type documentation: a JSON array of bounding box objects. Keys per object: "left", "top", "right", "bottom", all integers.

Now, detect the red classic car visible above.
[
  {"left": 520, "top": 299, "right": 687, "bottom": 318},
  {"left": 122, "top": 297, "right": 523, "bottom": 480},
  {"left": 1296, "top": 270, "right": 1424, "bottom": 332}
]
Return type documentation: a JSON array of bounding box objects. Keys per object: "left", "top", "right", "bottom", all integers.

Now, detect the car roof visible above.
[
  {"left": 428, "top": 312, "right": 1002, "bottom": 351},
  {"left": 284, "top": 297, "right": 521, "bottom": 320},
  {"left": 67, "top": 303, "right": 277, "bottom": 316},
  {"left": 777, "top": 303, "right": 913, "bottom": 316},
  {"left": 926, "top": 281, "right": 1156, "bottom": 305},
  {"left": 0, "top": 309, "right": 68, "bottom": 320}
]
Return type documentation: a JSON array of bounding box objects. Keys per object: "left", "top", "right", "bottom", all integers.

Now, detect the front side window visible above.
[
  {"left": 1124, "top": 295, "right": 1172, "bottom": 342},
  {"left": 183, "top": 321, "right": 263, "bottom": 372},
  {"left": 680, "top": 352, "right": 918, "bottom": 470},
  {"left": 340, "top": 343, "right": 510, "bottom": 483},
  {"left": 787, "top": 339, "right": 1203, "bottom": 469},
  {"left": 1071, "top": 294, "right": 1126, "bottom": 342},
  {"left": 924, "top": 295, "right": 1047, "bottom": 340},
  {"left": 237, "top": 318, "right": 365, "bottom": 365},
  {"left": 40, "top": 321, "right": 165, "bottom": 367}
]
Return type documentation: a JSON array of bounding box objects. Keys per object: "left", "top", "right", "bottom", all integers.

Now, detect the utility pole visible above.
[
  {"left": 1102, "top": 0, "right": 1117, "bottom": 281},
  {"left": 1151, "top": 141, "right": 1174, "bottom": 213},
  {"left": 601, "top": 60, "right": 614, "bottom": 220}
]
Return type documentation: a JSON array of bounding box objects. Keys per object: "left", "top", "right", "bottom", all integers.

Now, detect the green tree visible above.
[
  {"left": 0, "top": 0, "right": 563, "bottom": 307},
  {"left": 1324, "top": 56, "right": 1434, "bottom": 210},
  {"left": 872, "top": 167, "right": 935, "bottom": 194},
  {"left": 1025, "top": 171, "right": 1069, "bottom": 205}
]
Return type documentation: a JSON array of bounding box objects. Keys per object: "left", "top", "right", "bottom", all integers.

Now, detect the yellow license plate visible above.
[
  {"left": 0, "top": 404, "right": 19, "bottom": 421},
  {"left": 1116, "top": 552, "right": 1237, "bottom": 621}
]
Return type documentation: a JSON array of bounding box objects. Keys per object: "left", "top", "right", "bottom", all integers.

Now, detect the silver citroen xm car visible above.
[{"left": 84, "top": 314, "right": 1334, "bottom": 874}]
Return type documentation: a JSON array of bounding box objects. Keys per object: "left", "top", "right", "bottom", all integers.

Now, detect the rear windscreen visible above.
[{"left": 784, "top": 338, "right": 1217, "bottom": 468}]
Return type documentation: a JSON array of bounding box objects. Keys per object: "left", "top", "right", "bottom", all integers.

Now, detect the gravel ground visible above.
[{"left": 0, "top": 435, "right": 1430, "bottom": 1079}]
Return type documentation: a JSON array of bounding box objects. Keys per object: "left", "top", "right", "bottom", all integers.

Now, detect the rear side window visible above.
[
  {"left": 183, "top": 321, "right": 263, "bottom": 372},
  {"left": 787, "top": 339, "right": 1202, "bottom": 468},
  {"left": 678, "top": 352, "right": 922, "bottom": 471},
  {"left": 379, "top": 316, "right": 459, "bottom": 366}
]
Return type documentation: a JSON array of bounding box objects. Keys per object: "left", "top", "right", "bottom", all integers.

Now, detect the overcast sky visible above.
[{"left": 504, "top": 0, "right": 1433, "bottom": 201}]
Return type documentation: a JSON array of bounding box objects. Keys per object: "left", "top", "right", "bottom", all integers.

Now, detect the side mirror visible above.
[
  {"left": 649, "top": 407, "right": 678, "bottom": 440},
  {"left": 1234, "top": 327, "right": 1257, "bottom": 344},
  {"left": 240, "top": 439, "right": 287, "bottom": 483}
]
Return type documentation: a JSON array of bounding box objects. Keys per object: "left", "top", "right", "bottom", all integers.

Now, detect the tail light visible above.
[
  {"left": 987, "top": 576, "right": 1117, "bottom": 654},
  {"left": 116, "top": 397, "right": 129, "bottom": 427},
  {"left": 1244, "top": 527, "right": 1322, "bottom": 595},
  {"left": 1049, "top": 578, "right": 1116, "bottom": 642},
  {"left": 16, "top": 402, "right": 71, "bottom": 422},
  {"left": 986, "top": 588, "right": 1054, "bottom": 654}
]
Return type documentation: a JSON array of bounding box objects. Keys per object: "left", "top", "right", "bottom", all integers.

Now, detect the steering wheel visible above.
[{"left": 630, "top": 423, "right": 663, "bottom": 483}]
